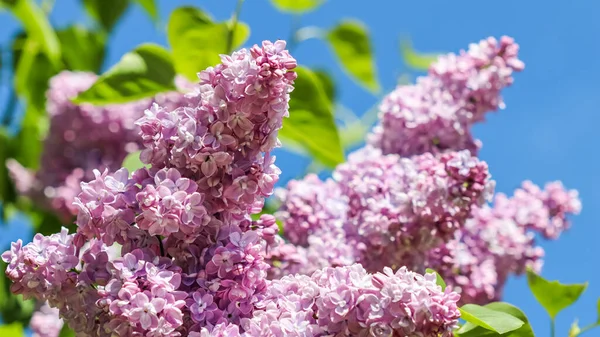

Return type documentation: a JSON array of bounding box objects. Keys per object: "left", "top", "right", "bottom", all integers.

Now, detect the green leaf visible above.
[
  {"left": 526, "top": 268, "right": 587, "bottom": 319},
  {"left": 270, "top": 0, "right": 324, "bottom": 13},
  {"left": 132, "top": 0, "right": 157, "bottom": 21},
  {"left": 0, "top": 323, "right": 24, "bottom": 336},
  {"left": 313, "top": 69, "right": 336, "bottom": 103},
  {"left": 57, "top": 26, "right": 106, "bottom": 73},
  {"left": 597, "top": 297, "right": 600, "bottom": 322},
  {"left": 456, "top": 302, "right": 535, "bottom": 337},
  {"left": 425, "top": 268, "right": 446, "bottom": 290},
  {"left": 82, "top": 0, "right": 129, "bottom": 32},
  {"left": 2, "top": 0, "right": 61, "bottom": 67},
  {"left": 400, "top": 38, "right": 440, "bottom": 71},
  {"left": 13, "top": 37, "right": 59, "bottom": 112},
  {"left": 121, "top": 150, "right": 145, "bottom": 174},
  {"left": 326, "top": 20, "right": 379, "bottom": 93},
  {"left": 458, "top": 304, "right": 524, "bottom": 334},
  {"left": 73, "top": 43, "right": 176, "bottom": 105},
  {"left": 58, "top": 324, "right": 75, "bottom": 337},
  {"left": 167, "top": 6, "right": 250, "bottom": 82},
  {"left": 0, "top": 129, "right": 16, "bottom": 204},
  {"left": 279, "top": 66, "right": 344, "bottom": 168}
]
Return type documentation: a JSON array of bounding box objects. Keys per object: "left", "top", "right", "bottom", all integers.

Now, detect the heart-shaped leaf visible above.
[
  {"left": 73, "top": 43, "right": 176, "bottom": 105},
  {"left": 526, "top": 268, "right": 587, "bottom": 319}
]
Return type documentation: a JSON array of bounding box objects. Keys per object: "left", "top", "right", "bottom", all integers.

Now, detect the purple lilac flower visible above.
[
  {"left": 368, "top": 36, "right": 524, "bottom": 157},
  {"left": 428, "top": 181, "right": 581, "bottom": 304},
  {"left": 273, "top": 146, "right": 493, "bottom": 274},
  {"left": 4, "top": 40, "right": 300, "bottom": 337},
  {"left": 6, "top": 72, "right": 191, "bottom": 221}
]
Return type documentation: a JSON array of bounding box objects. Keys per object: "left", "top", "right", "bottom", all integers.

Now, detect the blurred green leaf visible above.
[
  {"left": 132, "top": 0, "right": 157, "bottom": 21},
  {"left": 12, "top": 106, "right": 47, "bottom": 170},
  {"left": 0, "top": 129, "right": 16, "bottom": 204},
  {"left": 167, "top": 6, "right": 249, "bottom": 82},
  {"left": 0, "top": 323, "right": 24, "bottom": 336},
  {"left": 2, "top": 0, "right": 61, "bottom": 67},
  {"left": 279, "top": 66, "right": 344, "bottom": 168},
  {"left": 57, "top": 26, "right": 106, "bottom": 73},
  {"left": 526, "top": 268, "right": 587, "bottom": 319},
  {"left": 400, "top": 38, "right": 440, "bottom": 71},
  {"left": 459, "top": 304, "right": 524, "bottom": 334},
  {"left": 597, "top": 297, "right": 600, "bottom": 322},
  {"left": 327, "top": 20, "right": 379, "bottom": 93},
  {"left": 270, "top": 0, "right": 324, "bottom": 13},
  {"left": 425, "top": 268, "right": 446, "bottom": 290},
  {"left": 0, "top": 262, "right": 34, "bottom": 325},
  {"left": 82, "top": 0, "right": 129, "bottom": 32},
  {"left": 73, "top": 43, "right": 176, "bottom": 105},
  {"left": 58, "top": 324, "right": 75, "bottom": 337},
  {"left": 121, "top": 150, "right": 145, "bottom": 174},
  {"left": 13, "top": 37, "right": 58, "bottom": 113},
  {"left": 456, "top": 302, "right": 535, "bottom": 337},
  {"left": 313, "top": 69, "right": 336, "bottom": 103}
]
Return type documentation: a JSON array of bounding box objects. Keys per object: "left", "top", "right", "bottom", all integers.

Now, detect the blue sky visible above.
[{"left": 1, "top": 0, "right": 599, "bottom": 335}]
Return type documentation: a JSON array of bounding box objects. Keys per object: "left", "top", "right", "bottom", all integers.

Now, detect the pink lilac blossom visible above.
[
  {"left": 194, "top": 265, "right": 460, "bottom": 337},
  {"left": 6, "top": 71, "right": 191, "bottom": 221},
  {"left": 3, "top": 40, "right": 309, "bottom": 337},
  {"left": 427, "top": 181, "right": 581, "bottom": 305},
  {"left": 30, "top": 302, "right": 64, "bottom": 337},
  {"left": 368, "top": 36, "right": 525, "bottom": 157},
  {"left": 271, "top": 146, "right": 493, "bottom": 275}
]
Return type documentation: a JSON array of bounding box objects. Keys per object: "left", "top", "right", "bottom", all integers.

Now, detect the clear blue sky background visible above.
[{"left": 1, "top": 1, "right": 599, "bottom": 336}]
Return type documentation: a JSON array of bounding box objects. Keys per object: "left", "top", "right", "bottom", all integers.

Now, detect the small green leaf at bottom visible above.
[{"left": 458, "top": 304, "right": 524, "bottom": 334}]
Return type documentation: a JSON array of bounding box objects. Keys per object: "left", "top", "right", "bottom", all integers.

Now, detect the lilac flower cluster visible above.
[
  {"left": 2, "top": 40, "right": 466, "bottom": 337},
  {"left": 6, "top": 71, "right": 190, "bottom": 221},
  {"left": 272, "top": 147, "right": 493, "bottom": 275},
  {"left": 428, "top": 181, "right": 581, "bottom": 304},
  {"left": 368, "top": 36, "right": 525, "bottom": 157},
  {"left": 272, "top": 36, "right": 581, "bottom": 308},
  {"left": 194, "top": 265, "right": 460, "bottom": 337}
]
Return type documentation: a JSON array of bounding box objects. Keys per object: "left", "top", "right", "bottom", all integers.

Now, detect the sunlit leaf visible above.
[
  {"left": 269, "top": 0, "right": 324, "bottom": 13},
  {"left": 279, "top": 66, "right": 344, "bottom": 168},
  {"left": 400, "top": 38, "right": 440, "bottom": 71},
  {"left": 458, "top": 304, "right": 524, "bottom": 334},
  {"left": 57, "top": 25, "right": 106, "bottom": 73},
  {"left": 82, "top": 0, "right": 129, "bottom": 32},
  {"left": 73, "top": 43, "right": 176, "bottom": 105},
  {"left": 167, "top": 6, "right": 249, "bottom": 81},
  {"left": 526, "top": 268, "right": 587, "bottom": 319},
  {"left": 327, "top": 20, "right": 379, "bottom": 93},
  {"left": 2, "top": 0, "right": 61, "bottom": 67},
  {"left": 132, "top": 0, "right": 157, "bottom": 21},
  {"left": 456, "top": 302, "right": 535, "bottom": 337}
]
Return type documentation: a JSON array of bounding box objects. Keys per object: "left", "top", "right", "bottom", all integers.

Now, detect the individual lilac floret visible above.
[
  {"left": 332, "top": 146, "right": 493, "bottom": 272},
  {"left": 30, "top": 302, "right": 64, "bottom": 337},
  {"left": 369, "top": 36, "right": 524, "bottom": 157},
  {"left": 428, "top": 181, "right": 580, "bottom": 304},
  {"left": 6, "top": 71, "right": 190, "bottom": 221}
]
